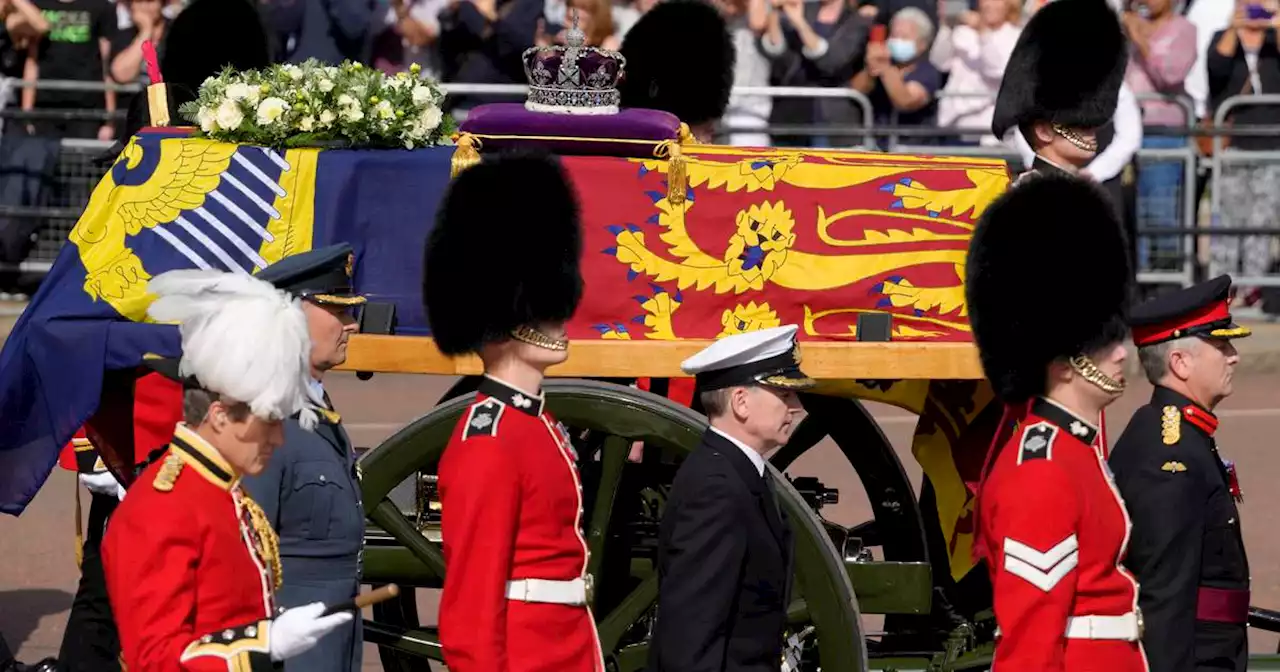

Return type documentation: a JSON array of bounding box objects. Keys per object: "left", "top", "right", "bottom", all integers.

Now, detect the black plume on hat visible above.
[
  {"left": 618, "top": 0, "right": 736, "bottom": 128},
  {"left": 423, "top": 153, "right": 584, "bottom": 355},
  {"left": 966, "top": 174, "right": 1132, "bottom": 403},
  {"left": 990, "top": 0, "right": 1127, "bottom": 140}
]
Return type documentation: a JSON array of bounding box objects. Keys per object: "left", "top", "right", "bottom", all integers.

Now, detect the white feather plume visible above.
[{"left": 146, "top": 269, "right": 324, "bottom": 426}]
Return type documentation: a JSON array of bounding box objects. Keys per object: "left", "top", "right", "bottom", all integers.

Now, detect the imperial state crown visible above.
[{"left": 522, "top": 10, "right": 627, "bottom": 115}]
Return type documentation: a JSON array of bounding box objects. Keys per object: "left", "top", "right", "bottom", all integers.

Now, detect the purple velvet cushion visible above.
[{"left": 459, "top": 103, "right": 683, "bottom": 157}]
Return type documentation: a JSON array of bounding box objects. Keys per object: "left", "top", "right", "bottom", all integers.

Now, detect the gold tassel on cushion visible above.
[
  {"left": 656, "top": 138, "right": 688, "bottom": 205},
  {"left": 451, "top": 133, "right": 482, "bottom": 177}
]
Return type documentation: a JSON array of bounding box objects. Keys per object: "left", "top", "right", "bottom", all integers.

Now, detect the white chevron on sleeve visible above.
[{"left": 1003, "top": 535, "right": 1079, "bottom": 592}]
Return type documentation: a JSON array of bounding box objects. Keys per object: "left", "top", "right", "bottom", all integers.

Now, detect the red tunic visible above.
[
  {"left": 437, "top": 375, "right": 604, "bottom": 672},
  {"left": 103, "top": 423, "right": 282, "bottom": 672},
  {"left": 979, "top": 397, "right": 1149, "bottom": 672},
  {"left": 58, "top": 368, "right": 184, "bottom": 476}
]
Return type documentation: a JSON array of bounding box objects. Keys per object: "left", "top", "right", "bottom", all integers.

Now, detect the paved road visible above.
[{"left": 4, "top": 370, "right": 1280, "bottom": 669}]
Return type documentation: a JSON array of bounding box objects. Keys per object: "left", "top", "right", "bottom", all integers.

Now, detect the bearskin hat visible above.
[
  {"left": 990, "top": 0, "right": 1127, "bottom": 140},
  {"left": 966, "top": 174, "right": 1132, "bottom": 404},
  {"left": 618, "top": 0, "right": 736, "bottom": 128},
  {"left": 161, "top": 0, "right": 273, "bottom": 110},
  {"left": 423, "top": 153, "right": 584, "bottom": 355}
]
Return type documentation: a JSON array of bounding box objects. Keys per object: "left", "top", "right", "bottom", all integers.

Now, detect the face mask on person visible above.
[{"left": 887, "top": 38, "right": 917, "bottom": 63}]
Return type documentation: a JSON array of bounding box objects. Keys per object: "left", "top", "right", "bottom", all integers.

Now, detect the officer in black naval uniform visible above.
[
  {"left": 1110, "top": 275, "right": 1253, "bottom": 672},
  {"left": 649, "top": 324, "right": 813, "bottom": 672},
  {"left": 239, "top": 243, "right": 367, "bottom": 672}
]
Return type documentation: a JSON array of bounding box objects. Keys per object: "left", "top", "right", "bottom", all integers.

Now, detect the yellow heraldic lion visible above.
[
  {"left": 70, "top": 138, "right": 238, "bottom": 322},
  {"left": 611, "top": 191, "right": 970, "bottom": 307}
]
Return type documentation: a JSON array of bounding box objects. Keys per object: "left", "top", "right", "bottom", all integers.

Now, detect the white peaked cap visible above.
[
  {"left": 680, "top": 324, "right": 815, "bottom": 391},
  {"left": 145, "top": 269, "right": 325, "bottom": 429}
]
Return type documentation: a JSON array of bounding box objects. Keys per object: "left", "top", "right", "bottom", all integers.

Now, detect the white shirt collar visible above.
[
  {"left": 710, "top": 426, "right": 767, "bottom": 477},
  {"left": 308, "top": 378, "right": 325, "bottom": 405}
]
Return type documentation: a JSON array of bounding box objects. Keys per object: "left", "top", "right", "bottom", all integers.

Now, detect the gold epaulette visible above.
[
  {"left": 153, "top": 453, "right": 184, "bottom": 492},
  {"left": 1161, "top": 405, "right": 1181, "bottom": 445}
]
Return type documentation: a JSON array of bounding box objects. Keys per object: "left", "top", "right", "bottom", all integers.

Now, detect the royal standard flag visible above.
[{"left": 0, "top": 130, "right": 455, "bottom": 514}]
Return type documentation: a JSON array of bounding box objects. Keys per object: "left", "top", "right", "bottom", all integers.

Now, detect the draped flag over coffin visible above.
[
  {"left": 0, "top": 130, "right": 322, "bottom": 514},
  {"left": 563, "top": 148, "right": 1010, "bottom": 342},
  {"left": 0, "top": 131, "right": 460, "bottom": 515}
]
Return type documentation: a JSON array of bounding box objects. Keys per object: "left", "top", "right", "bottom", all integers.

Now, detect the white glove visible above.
[
  {"left": 267, "top": 602, "right": 353, "bottom": 662},
  {"left": 80, "top": 471, "right": 126, "bottom": 500}
]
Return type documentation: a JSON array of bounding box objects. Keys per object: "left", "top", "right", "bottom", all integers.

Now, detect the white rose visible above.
[
  {"left": 340, "top": 106, "right": 365, "bottom": 123},
  {"left": 319, "top": 110, "right": 337, "bottom": 127},
  {"left": 418, "top": 106, "right": 442, "bottom": 132},
  {"left": 299, "top": 115, "right": 315, "bottom": 131},
  {"left": 225, "top": 82, "right": 252, "bottom": 102},
  {"left": 336, "top": 94, "right": 356, "bottom": 108},
  {"left": 215, "top": 99, "right": 243, "bottom": 131},
  {"left": 284, "top": 64, "right": 304, "bottom": 81},
  {"left": 411, "top": 86, "right": 433, "bottom": 105},
  {"left": 318, "top": 78, "right": 335, "bottom": 93},
  {"left": 256, "top": 97, "right": 290, "bottom": 126},
  {"left": 375, "top": 100, "right": 394, "bottom": 120},
  {"left": 197, "top": 106, "right": 217, "bottom": 133}
]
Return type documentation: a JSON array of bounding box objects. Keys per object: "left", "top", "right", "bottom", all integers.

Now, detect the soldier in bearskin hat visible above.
[
  {"left": 618, "top": 0, "right": 736, "bottom": 143},
  {"left": 991, "top": 0, "right": 1128, "bottom": 184},
  {"left": 423, "top": 153, "right": 603, "bottom": 671},
  {"left": 966, "top": 173, "right": 1148, "bottom": 671}
]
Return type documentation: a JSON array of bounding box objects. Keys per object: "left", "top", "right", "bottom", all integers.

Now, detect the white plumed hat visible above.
[{"left": 145, "top": 269, "right": 324, "bottom": 429}]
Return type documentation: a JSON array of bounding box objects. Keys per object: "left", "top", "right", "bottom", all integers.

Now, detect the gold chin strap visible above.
[
  {"left": 511, "top": 325, "right": 569, "bottom": 351},
  {"left": 1069, "top": 354, "right": 1125, "bottom": 394},
  {"left": 1052, "top": 124, "right": 1099, "bottom": 153}
]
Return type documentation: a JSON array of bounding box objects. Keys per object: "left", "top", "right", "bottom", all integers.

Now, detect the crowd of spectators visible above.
[{"left": 0, "top": 0, "right": 1276, "bottom": 299}]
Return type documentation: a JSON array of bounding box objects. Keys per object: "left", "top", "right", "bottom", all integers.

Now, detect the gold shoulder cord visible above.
[
  {"left": 1161, "top": 405, "right": 1181, "bottom": 446},
  {"left": 239, "top": 494, "right": 284, "bottom": 591}
]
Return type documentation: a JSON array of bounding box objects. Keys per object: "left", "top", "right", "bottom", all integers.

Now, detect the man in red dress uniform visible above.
[
  {"left": 422, "top": 153, "right": 604, "bottom": 672},
  {"left": 102, "top": 269, "right": 352, "bottom": 672},
  {"left": 55, "top": 369, "right": 184, "bottom": 672},
  {"left": 966, "top": 173, "right": 1149, "bottom": 672}
]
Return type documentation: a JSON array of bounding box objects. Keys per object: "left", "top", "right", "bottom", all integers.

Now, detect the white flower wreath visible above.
[{"left": 179, "top": 59, "right": 455, "bottom": 150}]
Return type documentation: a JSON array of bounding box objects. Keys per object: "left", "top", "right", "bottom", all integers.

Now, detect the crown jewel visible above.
[{"left": 521, "top": 9, "right": 626, "bottom": 115}]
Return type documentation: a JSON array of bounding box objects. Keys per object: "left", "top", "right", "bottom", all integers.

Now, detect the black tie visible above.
[{"left": 762, "top": 472, "right": 782, "bottom": 522}]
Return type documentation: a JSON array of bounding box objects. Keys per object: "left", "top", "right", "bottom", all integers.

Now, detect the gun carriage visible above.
[{"left": 20, "top": 53, "right": 1280, "bottom": 672}]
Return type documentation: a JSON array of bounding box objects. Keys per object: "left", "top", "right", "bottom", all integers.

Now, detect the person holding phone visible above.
[
  {"left": 930, "top": 0, "right": 1022, "bottom": 145},
  {"left": 759, "top": 0, "right": 869, "bottom": 147},
  {"left": 851, "top": 5, "right": 942, "bottom": 149},
  {"left": 1205, "top": 0, "right": 1280, "bottom": 309}
]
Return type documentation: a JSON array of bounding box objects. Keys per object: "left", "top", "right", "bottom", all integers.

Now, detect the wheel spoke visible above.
[
  {"left": 361, "top": 620, "right": 445, "bottom": 662},
  {"left": 367, "top": 499, "right": 446, "bottom": 578},
  {"left": 597, "top": 574, "right": 658, "bottom": 654},
  {"left": 586, "top": 435, "right": 630, "bottom": 594}
]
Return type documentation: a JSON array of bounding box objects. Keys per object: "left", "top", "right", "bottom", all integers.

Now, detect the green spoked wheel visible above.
[{"left": 359, "top": 379, "right": 867, "bottom": 672}]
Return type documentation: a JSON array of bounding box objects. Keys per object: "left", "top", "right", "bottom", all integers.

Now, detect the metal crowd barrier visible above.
[{"left": 0, "top": 80, "right": 1278, "bottom": 298}]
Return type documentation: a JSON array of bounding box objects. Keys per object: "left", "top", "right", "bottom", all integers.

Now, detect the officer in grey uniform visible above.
[{"left": 240, "top": 243, "right": 367, "bottom": 672}]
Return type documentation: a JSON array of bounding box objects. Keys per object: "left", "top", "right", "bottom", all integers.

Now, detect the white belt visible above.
[
  {"left": 504, "top": 577, "right": 592, "bottom": 606},
  {"left": 1064, "top": 612, "right": 1142, "bottom": 641}
]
